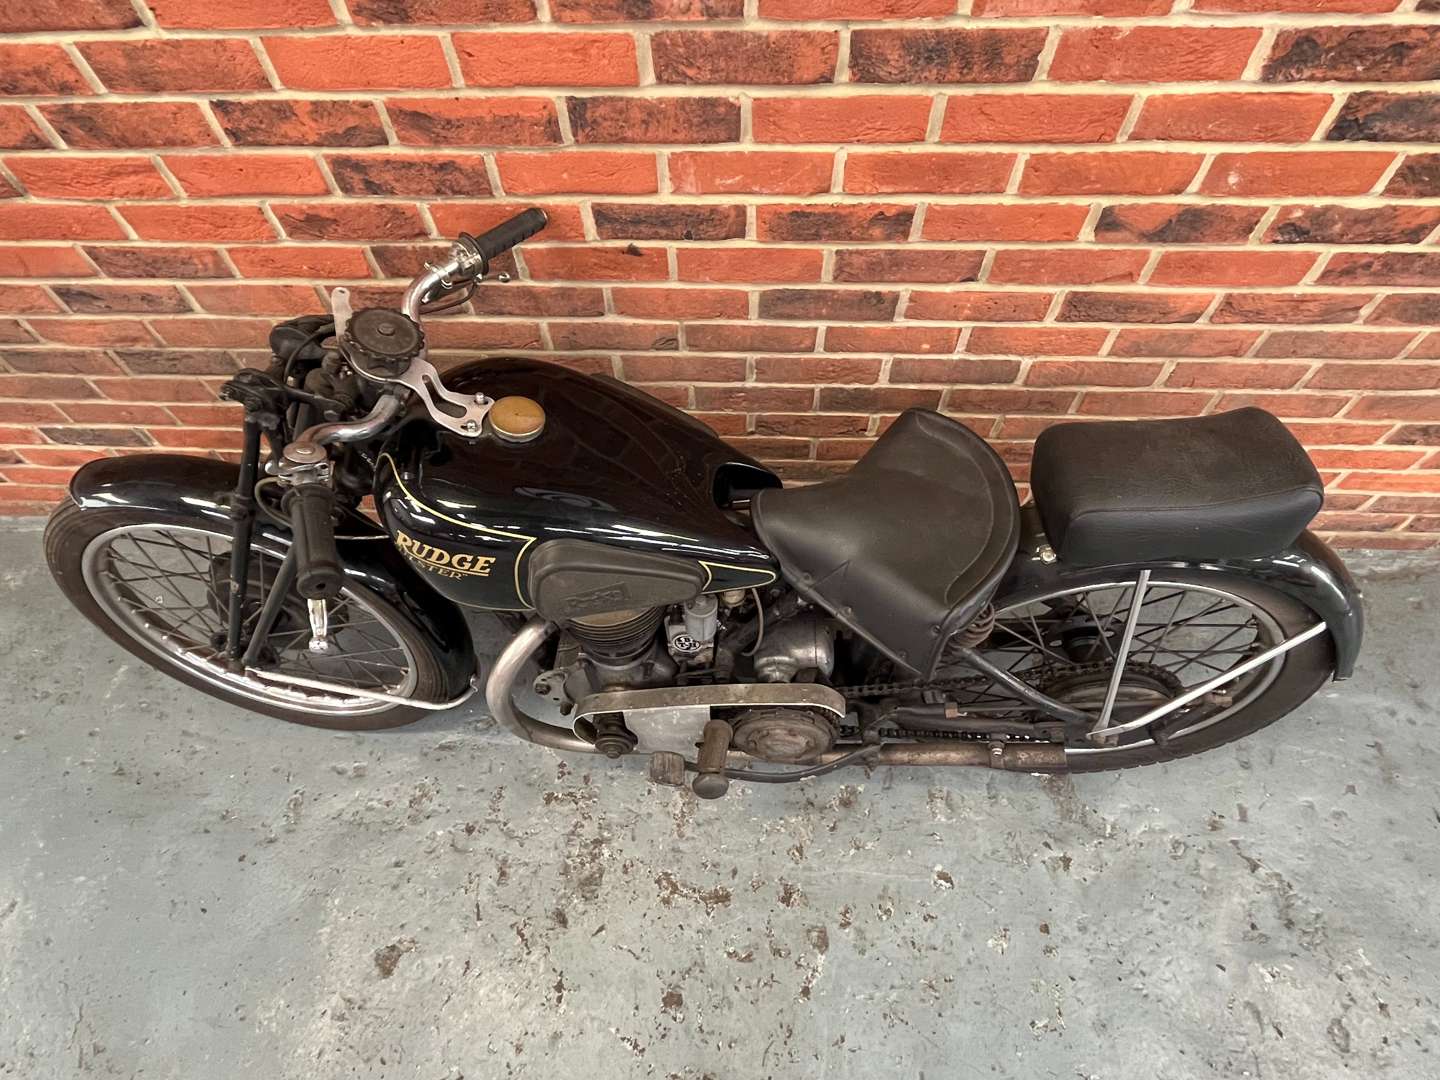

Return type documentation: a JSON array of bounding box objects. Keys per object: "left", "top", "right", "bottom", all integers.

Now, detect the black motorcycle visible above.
[{"left": 44, "top": 209, "right": 1363, "bottom": 799}]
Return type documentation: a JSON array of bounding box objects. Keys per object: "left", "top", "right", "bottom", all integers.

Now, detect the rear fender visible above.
[
  {"left": 997, "top": 506, "right": 1364, "bottom": 679},
  {"left": 69, "top": 454, "right": 476, "bottom": 696}
]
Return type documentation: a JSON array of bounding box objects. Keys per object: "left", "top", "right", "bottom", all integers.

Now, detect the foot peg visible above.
[{"left": 691, "top": 718, "right": 734, "bottom": 800}]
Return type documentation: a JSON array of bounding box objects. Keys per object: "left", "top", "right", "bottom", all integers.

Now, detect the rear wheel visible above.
[
  {"left": 45, "top": 499, "right": 449, "bottom": 730},
  {"left": 957, "top": 569, "right": 1333, "bottom": 772}
]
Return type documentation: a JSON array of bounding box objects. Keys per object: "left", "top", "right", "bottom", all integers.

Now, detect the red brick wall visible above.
[{"left": 1, "top": 1, "right": 1438, "bottom": 547}]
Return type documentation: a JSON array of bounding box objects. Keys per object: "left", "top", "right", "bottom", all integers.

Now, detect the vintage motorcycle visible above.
[{"left": 45, "top": 209, "right": 1363, "bottom": 798}]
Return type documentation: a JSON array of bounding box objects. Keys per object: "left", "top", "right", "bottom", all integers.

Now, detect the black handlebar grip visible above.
[
  {"left": 284, "top": 483, "right": 344, "bottom": 601},
  {"left": 469, "top": 208, "right": 548, "bottom": 265}
]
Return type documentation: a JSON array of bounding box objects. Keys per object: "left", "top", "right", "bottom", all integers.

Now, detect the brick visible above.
[
  {"left": 989, "top": 249, "right": 1148, "bottom": 285},
  {"left": 1058, "top": 292, "right": 1212, "bottom": 324},
  {"left": 1201, "top": 152, "right": 1395, "bottom": 197},
  {"left": 522, "top": 245, "right": 668, "bottom": 281},
  {"left": 1338, "top": 468, "right": 1440, "bottom": 489},
  {"left": 823, "top": 325, "right": 959, "bottom": 354},
  {"left": 968, "top": 326, "right": 1108, "bottom": 356},
  {"left": 757, "top": 204, "right": 913, "bottom": 242},
  {"left": 0, "top": 402, "right": 67, "bottom": 423},
  {"left": 0, "top": 246, "right": 94, "bottom": 277},
  {"left": 890, "top": 357, "right": 1022, "bottom": 384},
  {"left": 1329, "top": 93, "right": 1440, "bottom": 143},
  {"left": 819, "top": 386, "right": 942, "bottom": 411},
  {"left": 273, "top": 203, "right": 426, "bottom": 242},
  {"left": 1367, "top": 295, "right": 1440, "bottom": 326},
  {"left": 1, "top": 348, "right": 117, "bottom": 375},
  {"left": 1386, "top": 427, "right": 1440, "bottom": 447},
  {"left": 455, "top": 33, "right": 637, "bottom": 87},
  {"left": 428, "top": 201, "right": 585, "bottom": 241},
  {"left": 905, "top": 291, "right": 1052, "bottom": 322},
  {"left": 264, "top": 35, "right": 451, "bottom": 91},
  {"left": 843, "top": 152, "right": 1013, "bottom": 195},
  {"left": 351, "top": 0, "right": 535, "bottom": 22},
  {"left": 80, "top": 39, "right": 268, "bottom": 93},
  {"left": 1077, "top": 390, "right": 1214, "bottom": 416},
  {"left": 849, "top": 28, "right": 1046, "bottom": 83},
  {"left": 1026, "top": 360, "right": 1165, "bottom": 387},
  {"left": 686, "top": 323, "right": 816, "bottom": 352},
  {"left": 41, "top": 103, "right": 217, "bottom": 149},
  {"left": 121, "top": 204, "right": 275, "bottom": 242},
  {"left": 924, "top": 203, "right": 1089, "bottom": 243},
  {"left": 668, "top": 151, "right": 831, "bottom": 195},
  {"left": 1386, "top": 154, "right": 1440, "bottom": 197},
  {"left": 1148, "top": 251, "right": 1317, "bottom": 286},
  {"left": 0, "top": 43, "right": 92, "bottom": 96},
  {"left": 1216, "top": 390, "right": 1349, "bottom": 416},
  {"left": 0, "top": 374, "right": 97, "bottom": 399},
  {"left": 753, "top": 413, "right": 868, "bottom": 437},
  {"left": 13, "top": 446, "right": 110, "bottom": 465},
  {"left": 622, "top": 355, "right": 746, "bottom": 382},
  {"left": 571, "top": 97, "right": 740, "bottom": 147},
  {"left": 832, "top": 249, "right": 983, "bottom": 284},
  {"left": 117, "top": 349, "right": 242, "bottom": 376},
  {"left": 759, "top": 289, "right": 898, "bottom": 322},
  {"left": 1263, "top": 27, "right": 1440, "bottom": 83},
  {"left": 0, "top": 205, "right": 124, "bottom": 240},
  {"left": 1132, "top": 93, "right": 1332, "bottom": 142},
  {"left": 755, "top": 356, "right": 883, "bottom": 384},
  {"left": 1320, "top": 252, "right": 1440, "bottom": 286},
  {"left": 0, "top": 107, "right": 52, "bottom": 150},
  {"left": 1051, "top": 27, "right": 1262, "bottom": 82},
  {"left": 92, "top": 249, "right": 231, "bottom": 280},
  {"left": 0, "top": 0, "right": 140, "bottom": 30},
  {"left": 593, "top": 204, "right": 745, "bottom": 240},
  {"left": 148, "top": 0, "right": 336, "bottom": 27},
  {"left": 186, "top": 284, "right": 323, "bottom": 317},
  {"left": 753, "top": 96, "right": 932, "bottom": 144},
  {"left": 676, "top": 248, "right": 823, "bottom": 283},
  {"left": 56, "top": 284, "right": 190, "bottom": 314},
  {"left": 424, "top": 321, "right": 542, "bottom": 350},
  {"left": 90, "top": 375, "right": 218, "bottom": 403},
  {"left": 326, "top": 154, "right": 491, "bottom": 197},
  {"left": 465, "top": 284, "right": 603, "bottom": 317},
  {"left": 1094, "top": 204, "right": 1265, "bottom": 245},
  {"left": 1021, "top": 153, "right": 1203, "bottom": 196},
  {"left": 1212, "top": 293, "right": 1370, "bottom": 324},
  {"left": 939, "top": 94, "right": 1130, "bottom": 144},
  {"left": 0, "top": 322, "right": 33, "bottom": 346},
  {"left": 696, "top": 387, "right": 818, "bottom": 413},
  {"left": 1403, "top": 333, "right": 1440, "bottom": 359},
  {"left": 228, "top": 246, "right": 371, "bottom": 279},
  {"left": 27, "top": 318, "right": 157, "bottom": 346},
  {"left": 0, "top": 285, "right": 60, "bottom": 314},
  {"left": 972, "top": 0, "right": 1170, "bottom": 11},
  {"left": 1257, "top": 330, "right": 1415, "bottom": 359},
  {"left": 391, "top": 98, "right": 562, "bottom": 148},
  {"left": 44, "top": 426, "right": 153, "bottom": 448},
  {"left": 549, "top": 321, "right": 678, "bottom": 351},
  {"left": 164, "top": 154, "right": 329, "bottom": 198},
  {"left": 6, "top": 156, "right": 171, "bottom": 201},
  {"left": 212, "top": 99, "right": 386, "bottom": 147},
  {"left": 762, "top": 0, "right": 948, "bottom": 13},
  {"left": 1308, "top": 363, "right": 1440, "bottom": 390},
  {"left": 653, "top": 31, "right": 837, "bottom": 84},
  {"left": 496, "top": 151, "right": 656, "bottom": 194},
  {"left": 1267, "top": 204, "right": 1440, "bottom": 245},
  {"left": 944, "top": 388, "right": 1075, "bottom": 414},
  {"left": 612, "top": 288, "right": 747, "bottom": 319},
  {"left": 1166, "top": 362, "right": 1308, "bottom": 390}
]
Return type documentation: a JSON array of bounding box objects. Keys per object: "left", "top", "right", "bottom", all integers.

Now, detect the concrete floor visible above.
[{"left": 1, "top": 520, "right": 1437, "bottom": 1080}]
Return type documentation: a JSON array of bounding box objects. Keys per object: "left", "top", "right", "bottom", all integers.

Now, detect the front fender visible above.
[
  {"left": 998, "top": 506, "right": 1364, "bottom": 679},
  {"left": 69, "top": 454, "right": 476, "bottom": 696}
]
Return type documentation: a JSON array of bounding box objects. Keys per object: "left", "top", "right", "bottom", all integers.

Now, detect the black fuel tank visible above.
[{"left": 374, "top": 357, "right": 781, "bottom": 611}]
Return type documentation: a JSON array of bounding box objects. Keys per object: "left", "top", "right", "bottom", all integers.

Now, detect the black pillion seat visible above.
[
  {"left": 1030, "top": 407, "right": 1325, "bottom": 566},
  {"left": 752, "top": 409, "right": 1020, "bottom": 677}
]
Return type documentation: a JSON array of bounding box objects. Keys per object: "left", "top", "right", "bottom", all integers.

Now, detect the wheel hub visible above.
[{"left": 1041, "top": 661, "right": 1184, "bottom": 719}]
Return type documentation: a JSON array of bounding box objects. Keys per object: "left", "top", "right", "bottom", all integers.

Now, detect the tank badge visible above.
[{"left": 395, "top": 531, "right": 496, "bottom": 579}]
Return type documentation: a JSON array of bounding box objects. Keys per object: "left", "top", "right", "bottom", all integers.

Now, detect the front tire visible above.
[{"left": 45, "top": 498, "right": 450, "bottom": 731}]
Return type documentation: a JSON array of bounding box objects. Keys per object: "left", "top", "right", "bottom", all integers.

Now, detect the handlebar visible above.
[
  {"left": 284, "top": 482, "right": 343, "bottom": 600},
  {"left": 461, "top": 207, "right": 548, "bottom": 271}
]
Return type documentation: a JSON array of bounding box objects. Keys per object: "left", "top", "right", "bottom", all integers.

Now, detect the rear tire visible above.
[
  {"left": 45, "top": 498, "right": 449, "bottom": 731},
  {"left": 984, "top": 568, "right": 1334, "bottom": 773}
]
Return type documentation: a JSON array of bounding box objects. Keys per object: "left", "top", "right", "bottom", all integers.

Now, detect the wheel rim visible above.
[
  {"left": 955, "top": 579, "right": 1289, "bottom": 755},
  {"left": 82, "top": 523, "right": 418, "bottom": 717}
]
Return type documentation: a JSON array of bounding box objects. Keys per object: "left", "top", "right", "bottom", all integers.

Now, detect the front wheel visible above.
[
  {"left": 962, "top": 568, "right": 1335, "bottom": 772},
  {"left": 44, "top": 499, "right": 451, "bottom": 730}
]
